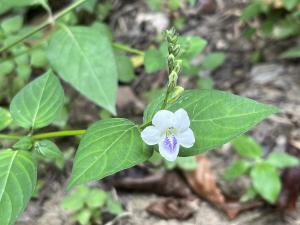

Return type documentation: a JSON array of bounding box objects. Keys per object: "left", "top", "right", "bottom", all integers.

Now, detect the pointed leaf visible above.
[
  {"left": 144, "top": 90, "right": 278, "bottom": 156},
  {"left": 266, "top": 152, "right": 299, "bottom": 169},
  {"left": 232, "top": 135, "right": 263, "bottom": 159},
  {"left": 10, "top": 70, "right": 64, "bottom": 129},
  {"left": 67, "top": 119, "right": 152, "bottom": 190},
  {"left": 250, "top": 162, "right": 281, "bottom": 203},
  {"left": 47, "top": 25, "right": 118, "bottom": 114},
  {"left": 0, "top": 149, "right": 37, "bottom": 225}
]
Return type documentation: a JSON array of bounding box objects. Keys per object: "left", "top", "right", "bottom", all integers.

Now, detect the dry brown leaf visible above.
[
  {"left": 147, "top": 198, "right": 195, "bottom": 220},
  {"left": 184, "top": 156, "right": 262, "bottom": 219}
]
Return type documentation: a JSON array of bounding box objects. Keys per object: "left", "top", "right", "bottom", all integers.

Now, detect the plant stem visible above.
[
  {"left": 32, "top": 130, "right": 86, "bottom": 140},
  {"left": 113, "top": 43, "right": 144, "bottom": 56},
  {"left": 0, "top": 134, "right": 22, "bottom": 140},
  {"left": 139, "top": 121, "right": 152, "bottom": 130},
  {"left": 0, "top": 0, "right": 88, "bottom": 54}
]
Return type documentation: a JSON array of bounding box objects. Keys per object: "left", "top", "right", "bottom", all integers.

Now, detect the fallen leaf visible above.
[
  {"left": 147, "top": 198, "right": 195, "bottom": 220},
  {"left": 184, "top": 156, "right": 262, "bottom": 219}
]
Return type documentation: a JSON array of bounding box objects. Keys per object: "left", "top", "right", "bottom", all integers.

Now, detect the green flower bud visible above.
[{"left": 168, "top": 86, "right": 184, "bottom": 103}]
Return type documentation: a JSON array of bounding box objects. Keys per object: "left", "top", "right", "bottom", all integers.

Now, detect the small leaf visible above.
[
  {"left": 232, "top": 135, "right": 263, "bottom": 159},
  {"left": 223, "top": 160, "right": 251, "bottom": 180},
  {"left": 115, "top": 52, "right": 135, "bottom": 83},
  {"left": 179, "top": 36, "right": 207, "bottom": 59},
  {"left": 67, "top": 119, "right": 153, "bottom": 190},
  {"left": 197, "top": 77, "right": 214, "bottom": 89},
  {"left": 144, "top": 90, "right": 278, "bottom": 156},
  {"left": 283, "top": 0, "right": 298, "bottom": 10},
  {"left": 0, "top": 61, "right": 14, "bottom": 77},
  {"left": 280, "top": 47, "right": 300, "bottom": 59},
  {"left": 0, "top": 107, "right": 12, "bottom": 131},
  {"left": 144, "top": 48, "right": 166, "bottom": 73},
  {"left": 266, "top": 152, "right": 299, "bottom": 169},
  {"left": 74, "top": 209, "right": 92, "bottom": 225},
  {"left": 201, "top": 52, "right": 225, "bottom": 70},
  {"left": 35, "top": 140, "right": 64, "bottom": 162},
  {"left": 86, "top": 189, "right": 107, "bottom": 208},
  {"left": 106, "top": 194, "right": 123, "bottom": 215},
  {"left": 13, "top": 137, "right": 33, "bottom": 151},
  {"left": 61, "top": 193, "right": 84, "bottom": 211},
  {"left": 176, "top": 156, "right": 198, "bottom": 171},
  {"left": 1, "top": 15, "right": 23, "bottom": 34},
  {"left": 0, "top": 149, "right": 37, "bottom": 225},
  {"left": 30, "top": 48, "right": 48, "bottom": 68},
  {"left": 47, "top": 25, "right": 118, "bottom": 114},
  {"left": 240, "top": 186, "right": 257, "bottom": 202},
  {"left": 10, "top": 70, "right": 64, "bottom": 129},
  {"left": 250, "top": 162, "right": 281, "bottom": 203}
]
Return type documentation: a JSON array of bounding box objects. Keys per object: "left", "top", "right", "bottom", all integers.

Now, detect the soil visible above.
[{"left": 13, "top": 0, "right": 300, "bottom": 224}]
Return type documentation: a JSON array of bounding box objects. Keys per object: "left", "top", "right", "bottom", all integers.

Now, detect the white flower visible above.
[{"left": 141, "top": 108, "right": 195, "bottom": 161}]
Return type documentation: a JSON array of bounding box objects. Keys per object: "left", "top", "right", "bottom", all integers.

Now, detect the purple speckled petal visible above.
[{"left": 159, "top": 135, "right": 179, "bottom": 161}]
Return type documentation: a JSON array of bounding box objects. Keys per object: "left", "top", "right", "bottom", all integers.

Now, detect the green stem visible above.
[
  {"left": 0, "top": 134, "right": 22, "bottom": 140},
  {"left": 139, "top": 121, "right": 152, "bottom": 130},
  {"left": 32, "top": 130, "right": 86, "bottom": 140},
  {"left": 0, "top": 0, "right": 88, "bottom": 54},
  {"left": 113, "top": 43, "right": 144, "bottom": 56}
]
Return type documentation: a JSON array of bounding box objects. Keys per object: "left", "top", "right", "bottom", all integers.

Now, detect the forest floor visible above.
[{"left": 16, "top": 0, "right": 300, "bottom": 224}]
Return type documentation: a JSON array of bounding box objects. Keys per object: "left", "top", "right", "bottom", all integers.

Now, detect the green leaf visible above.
[
  {"left": 176, "top": 156, "right": 198, "bottom": 171},
  {"left": 283, "top": 0, "right": 298, "bottom": 10},
  {"left": 13, "top": 137, "right": 33, "bottom": 151},
  {"left": 232, "top": 135, "right": 263, "bottom": 159},
  {"left": 179, "top": 36, "right": 207, "bottom": 59},
  {"left": 115, "top": 52, "right": 135, "bottom": 83},
  {"left": 250, "top": 162, "right": 281, "bottom": 203},
  {"left": 240, "top": 186, "right": 257, "bottom": 202},
  {"left": 266, "top": 152, "right": 299, "bottom": 169},
  {"left": 144, "top": 48, "right": 166, "bottom": 73},
  {"left": 1, "top": 15, "right": 23, "bottom": 35},
  {"left": 197, "top": 77, "right": 214, "bottom": 90},
  {"left": 0, "top": 107, "right": 12, "bottom": 131},
  {"left": 202, "top": 52, "right": 225, "bottom": 70},
  {"left": 47, "top": 25, "right": 118, "bottom": 114},
  {"left": 241, "top": 2, "right": 266, "bottom": 21},
  {"left": 144, "top": 90, "right": 278, "bottom": 156},
  {"left": 35, "top": 140, "right": 64, "bottom": 162},
  {"left": 106, "top": 194, "right": 123, "bottom": 215},
  {"left": 86, "top": 189, "right": 107, "bottom": 208},
  {"left": 280, "top": 47, "right": 300, "bottom": 59},
  {"left": 223, "top": 160, "right": 251, "bottom": 180},
  {"left": 67, "top": 119, "right": 153, "bottom": 190},
  {"left": 0, "top": 61, "right": 14, "bottom": 77},
  {"left": 0, "top": 149, "right": 37, "bottom": 225},
  {"left": 74, "top": 209, "right": 92, "bottom": 225},
  {"left": 30, "top": 48, "right": 48, "bottom": 68},
  {"left": 61, "top": 193, "right": 84, "bottom": 211},
  {"left": 10, "top": 70, "right": 64, "bottom": 129},
  {"left": 16, "top": 64, "right": 31, "bottom": 80}
]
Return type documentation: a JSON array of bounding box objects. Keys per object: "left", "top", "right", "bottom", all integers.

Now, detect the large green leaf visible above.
[
  {"left": 67, "top": 119, "right": 152, "bottom": 190},
  {"left": 144, "top": 90, "right": 278, "bottom": 156},
  {"left": 250, "top": 162, "right": 281, "bottom": 203},
  {"left": 47, "top": 25, "right": 118, "bottom": 114},
  {"left": 10, "top": 70, "right": 64, "bottom": 129},
  {"left": 0, "top": 149, "right": 37, "bottom": 225}
]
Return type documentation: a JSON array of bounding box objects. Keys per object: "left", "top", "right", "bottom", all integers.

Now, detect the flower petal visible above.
[
  {"left": 174, "top": 108, "right": 190, "bottom": 132},
  {"left": 141, "top": 126, "right": 161, "bottom": 145},
  {"left": 152, "top": 110, "right": 174, "bottom": 131},
  {"left": 159, "top": 135, "right": 180, "bottom": 161},
  {"left": 176, "top": 128, "right": 195, "bottom": 148}
]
